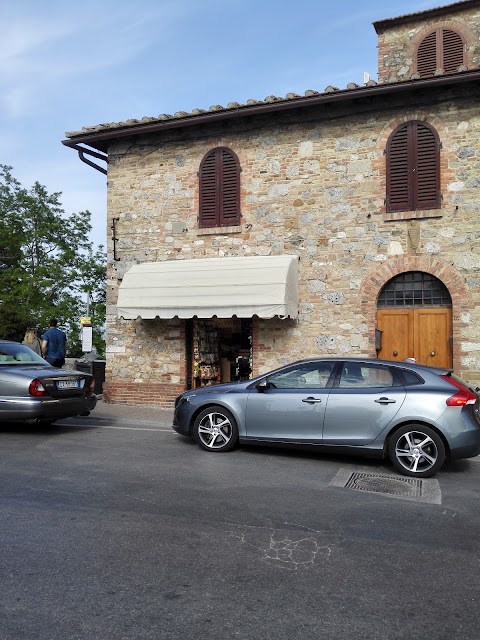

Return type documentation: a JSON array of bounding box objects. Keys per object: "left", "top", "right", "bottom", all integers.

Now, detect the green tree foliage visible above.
[{"left": 0, "top": 165, "right": 106, "bottom": 357}]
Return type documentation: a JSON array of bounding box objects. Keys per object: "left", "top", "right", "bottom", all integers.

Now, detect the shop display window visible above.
[{"left": 191, "top": 318, "right": 252, "bottom": 388}]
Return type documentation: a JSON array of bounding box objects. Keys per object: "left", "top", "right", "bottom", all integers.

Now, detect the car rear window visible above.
[
  {"left": 0, "top": 344, "right": 46, "bottom": 365},
  {"left": 400, "top": 369, "right": 425, "bottom": 386}
]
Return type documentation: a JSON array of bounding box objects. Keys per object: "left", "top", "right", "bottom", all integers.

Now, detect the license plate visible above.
[{"left": 57, "top": 379, "right": 80, "bottom": 390}]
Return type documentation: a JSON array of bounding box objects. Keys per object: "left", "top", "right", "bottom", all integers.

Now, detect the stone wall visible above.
[
  {"left": 104, "top": 91, "right": 480, "bottom": 406},
  {"left": 376, "top": 5, "right": 480, "bottom": 82}
]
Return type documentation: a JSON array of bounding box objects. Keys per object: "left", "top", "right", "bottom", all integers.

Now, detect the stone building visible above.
[{"left": 63, "top": 0, "right": 480, "bottom": 406}]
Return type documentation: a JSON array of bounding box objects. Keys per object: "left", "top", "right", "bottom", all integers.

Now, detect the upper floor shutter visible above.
[
  {"left": 386, "top": 121, "right": 440, "bottom": 213},
  {"left": 414, "top": 122, "right": 440, "bottom": 210},
  {"left": 442, "top": 29, "right": 464, "bottom": 73},
  {"left": 199, "top": 147, "right": 240, "bottom": 228},
  {"left": 219, "top": 149, "right": 240, "bottom": 226},
  {"left": 417, "top": 31, "right": 437, "bottom": 77},
  {"left": 199, "top": 150, "right": 218, "bottom": 228},
  {"left": 416, "top": 28, "right": 464, "bottom": 77},
  {"left": 386, "top": 123, "right": 411, "bottom": 212}
]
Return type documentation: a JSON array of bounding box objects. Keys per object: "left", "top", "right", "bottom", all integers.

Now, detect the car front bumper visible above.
[{"left": 172, "top": 397, "right": 196, "bottom": 436}]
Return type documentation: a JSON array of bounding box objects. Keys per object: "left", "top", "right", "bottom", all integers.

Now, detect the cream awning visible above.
[{"left": 117, "top": 255, "right": 299, "bottom": 319}]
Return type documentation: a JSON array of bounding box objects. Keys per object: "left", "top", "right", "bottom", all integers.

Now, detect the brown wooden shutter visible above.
[
  {"left": 386, "top": 121, "right": 440, "bottom": 213},
  {"left": 199, "top": 147, "right": 240, "bottom": 228},
  {"left": 417, "top": 28, "right": 464, "bottom": 77},
  {"left": 442, "top": 29, "right": 464, "bottom": 73},
  {"left": 417, "top": 31, "right": 437, "bottom": 77},
  {"left": 386, "top": 124, "right": 411, "bottom": 212},
  {"left": 199, "top": 150, "right": 219, "bottom": 228},
  {"left": 414, "top": 122, "right": 440, "bottom": 210},
  {"left": 219, "top": 149, "right": 240, "bottom": 226}
]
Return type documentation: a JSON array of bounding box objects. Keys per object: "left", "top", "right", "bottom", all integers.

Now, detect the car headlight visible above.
[{"left": 174, "top": 393, "right": 196, "bottom": 408}]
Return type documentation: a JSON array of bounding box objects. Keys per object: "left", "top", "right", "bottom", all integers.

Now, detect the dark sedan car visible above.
[
  {"left": 173, "top": 358, "right": 480, "bottom": 477},
  {"left": 0, "top": 340, "right": 97, "bottom": 425}
]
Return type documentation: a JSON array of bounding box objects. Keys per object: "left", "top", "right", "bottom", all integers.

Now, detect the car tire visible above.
[
  {"left": 193, "top": 405, "right": 239, "bottom": 452},
  {"left": 388, "top": 424, "right": 445, "bottom": 478}
]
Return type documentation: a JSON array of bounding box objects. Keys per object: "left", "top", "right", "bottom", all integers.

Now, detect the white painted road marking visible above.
[{"left": 57, "top": 423, "right": 175, "bottom": 432}]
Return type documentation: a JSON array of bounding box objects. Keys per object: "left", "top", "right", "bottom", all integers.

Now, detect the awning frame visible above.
[{"left": 116, "top": 255, "right": 299, "bottom": 320}]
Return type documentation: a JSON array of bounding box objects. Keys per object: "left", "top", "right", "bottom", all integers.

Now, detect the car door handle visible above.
[
  {"left": 374, "top": 397, "right": 396, "bottom": 404},
  {"left": 302, "top": 397, "right": 322, "bottom": 404}
]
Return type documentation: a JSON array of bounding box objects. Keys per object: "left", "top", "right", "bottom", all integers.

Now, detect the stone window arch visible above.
[{"left": 377, "top": 271, "right": 452, "bottom": 308}]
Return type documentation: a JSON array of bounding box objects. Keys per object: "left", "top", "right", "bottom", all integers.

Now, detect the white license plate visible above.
[{"left": 57, "top": 380, "right": 80, "bottom": 390}]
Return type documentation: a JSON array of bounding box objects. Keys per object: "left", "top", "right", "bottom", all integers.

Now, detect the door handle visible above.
[
  {"left": 374, "top": 397, "right": 396, "bottom": 404},
  {"left": 302, "top": 397, "right": 322, "bottom": 404}
]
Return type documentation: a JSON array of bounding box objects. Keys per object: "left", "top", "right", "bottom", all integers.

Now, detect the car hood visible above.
[{"left": 184, "top": 381, "right": 245, "bottom": 397}]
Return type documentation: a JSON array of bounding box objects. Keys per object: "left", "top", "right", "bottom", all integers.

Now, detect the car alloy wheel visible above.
[
  {"left": 389, "top": 424, "right": 445, "bottom": 478},
  {"left": 193, "top": 405, "right": 238, "bottom": 452}
]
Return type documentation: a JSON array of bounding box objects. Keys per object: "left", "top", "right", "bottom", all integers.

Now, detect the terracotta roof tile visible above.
[
  {"left": 64, "top": 67, "right": 473, "bottom": 139},
  {"left": 373, "top": 0, "right": 479, "bottom": 32}
]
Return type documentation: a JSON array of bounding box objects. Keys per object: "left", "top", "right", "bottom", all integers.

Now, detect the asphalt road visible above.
[{"left": 1, "top": 401, "right": 479, "bottom": 640}]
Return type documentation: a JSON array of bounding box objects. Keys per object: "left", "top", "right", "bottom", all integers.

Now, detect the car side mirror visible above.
[{"left": 255, "top": 379, "right": 270, "bottom": 392}]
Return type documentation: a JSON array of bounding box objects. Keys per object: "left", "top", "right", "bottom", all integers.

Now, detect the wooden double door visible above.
[{"left": 377, "top": 308, "right": 452, "bottom": 368}]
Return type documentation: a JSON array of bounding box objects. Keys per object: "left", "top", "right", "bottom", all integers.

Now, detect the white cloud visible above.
[
  {"left": 0, "top": 0, "right": 191, "bottom": 117},
  {"left": 2, "top": 86, "right": 31, "bottom": 118}
]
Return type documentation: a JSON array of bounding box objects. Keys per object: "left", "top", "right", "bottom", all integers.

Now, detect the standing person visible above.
[
  {"left": 22, "top": 328, "right": 43, "bottom": 356},
  {"left": 41, "top": 318, "right": 67, "bottom": 368}
]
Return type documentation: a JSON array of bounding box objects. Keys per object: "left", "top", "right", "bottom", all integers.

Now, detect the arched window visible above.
[
  {"left": 416, "top": 28, "right": 464, "bottom": 77},
  {"left": 377, "top": 272, "right": 452, "bottom": 308},
  {"left": 199, "top": 147, "right": 240, "bottom": 228},
  {"left": 386, "top": 121, "right": 440, "bottom": 213}
]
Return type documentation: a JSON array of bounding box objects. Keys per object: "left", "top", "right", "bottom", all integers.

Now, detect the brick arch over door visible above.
[{"left": 359, "top": 256, "right": 471, "bottom": 370}]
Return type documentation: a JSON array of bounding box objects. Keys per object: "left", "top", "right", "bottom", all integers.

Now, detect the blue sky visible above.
[{"left": 1, "top": 0, "right": 437, "bottom": 248}]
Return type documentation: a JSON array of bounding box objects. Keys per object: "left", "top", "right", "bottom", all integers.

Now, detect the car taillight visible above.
[
  {"left": 441, "top": 375, "right": 477, "bottom": 406},
  {"left": 87, "top": 378, "right": 95, "bottom": 394},
  {"left": 29, "top": 379, "right": 48, "bottom": 397}
]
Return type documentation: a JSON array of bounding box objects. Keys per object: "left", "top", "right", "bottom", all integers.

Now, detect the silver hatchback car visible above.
[{"left": 173, "top": 358, "right": 480, "bottom": 477}]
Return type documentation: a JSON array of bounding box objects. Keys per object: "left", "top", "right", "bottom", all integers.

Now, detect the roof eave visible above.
[
  {"left": 373, "top": 0, "right": 480, "bottom": 33},
  {"left": 62, "top": 69, "right": 480, "bottom": 153}
]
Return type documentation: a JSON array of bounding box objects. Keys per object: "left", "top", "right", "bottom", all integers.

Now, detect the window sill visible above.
[
  {"left": 197, "top": 225, "right": 243, "bottom": 236},
  {"left": 384, "top": 209, "right": 443, "bottom": 222}
]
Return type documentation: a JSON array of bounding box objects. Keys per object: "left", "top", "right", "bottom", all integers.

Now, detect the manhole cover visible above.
[{"left": 344, "top": 472, "right": 422, "bottom": 497}]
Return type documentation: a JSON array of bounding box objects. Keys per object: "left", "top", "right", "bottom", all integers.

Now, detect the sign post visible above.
[{"left": 80, "top": 317, "right": 93, "bottom": 354}]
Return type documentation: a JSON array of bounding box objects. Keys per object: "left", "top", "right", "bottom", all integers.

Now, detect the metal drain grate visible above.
[
  {"left": 344, "top": 472, "right": 422, "bottom": 497},
  {"left": 329, "top": 468, "right": 441, "bottom": 504}
]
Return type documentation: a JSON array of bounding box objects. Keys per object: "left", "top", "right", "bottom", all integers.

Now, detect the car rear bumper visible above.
[
  {"left": 0, "top": 395, "right": 97, "bottom": 422},
  {"left": 448, "top": 428, "right": 480, "bottom": 459},
  {"left": 444, "top": 409, "right": 480, "bottom": 459}
]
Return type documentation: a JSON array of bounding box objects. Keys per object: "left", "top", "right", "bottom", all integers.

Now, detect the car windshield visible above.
[{"left": 0, "top": 343, "right": 47, "bottom": 365}]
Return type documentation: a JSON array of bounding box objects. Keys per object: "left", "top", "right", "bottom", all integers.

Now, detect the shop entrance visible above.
[{"left": 187, "top": 319, "right": 252, "bottom": 389}]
